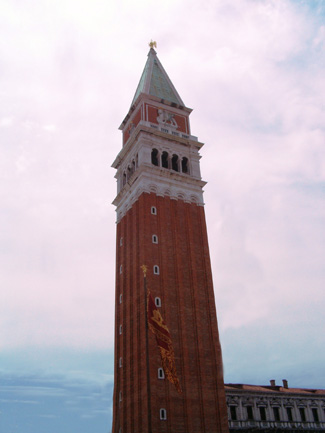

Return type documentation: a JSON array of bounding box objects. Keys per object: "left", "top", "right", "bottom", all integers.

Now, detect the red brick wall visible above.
[
  {"left": 146, "top": 104, "right": 188, "bottom": 134},
  {"left": 123, "top": 106, "right": 142, "bottom": 145},
  {"left": 112, "top": 193, "right": 229, "bottom": 433}
]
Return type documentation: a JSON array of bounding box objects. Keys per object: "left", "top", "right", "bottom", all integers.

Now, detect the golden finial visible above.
[
  {"left": 149, "top": 40, "right": 157, "bottom": 49},
  {"left": 141, "top": 264, "right": 148, "bottom": 277}
]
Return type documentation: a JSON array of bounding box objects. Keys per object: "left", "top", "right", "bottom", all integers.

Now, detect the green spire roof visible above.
[{"left": 131, "top": 48, "right": 185, "bottom": 107}]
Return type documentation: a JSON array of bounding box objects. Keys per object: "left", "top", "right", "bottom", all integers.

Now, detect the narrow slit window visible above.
[
  {"left": 120, "top": 237, "right": 123, "bottom": 246},
  {"left": 155, "top": 297, "right": 161, "bottom": 307},
  {"left": 160, "top": 408, "right": 167, "bottom": 420},
  {"left": 119, "top": 357, "right": 122, "bottom": 368},
  {"left": 151, "top": 206, "right": 157, "bottom": 215},
  {"left": 119, "top": 391, "right": 122, "bottom": 402},
  {"left": 119, "top": 294, "right": 122, "bottom": 304},
  {"left": 152, "top": 235, "right": 158, "bottom": 244},
  {"left": 153, "top": 265, "right": 159, "bottom": 275},
  {"left": 119, "top": 325, "right": 122, "bottom": 335},
  {"left": 120, "top": 265, "right": 122, "bottom": 274},
  {"left": 158, "top": 368, "right": 165, "bottom": 379}
]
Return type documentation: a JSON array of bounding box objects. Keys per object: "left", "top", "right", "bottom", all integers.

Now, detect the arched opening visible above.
[
  {"left": 171, "top": 154, "right": 179, "bottom": 172},
  {"left": 151, "top": 148, "right": 159, "bottom": 166},
  {"left": 181, "top": 157, "right": 188, "bottom": 174},
  {"left": 161, "top": 151, "right": 169, "bottom": 168}
]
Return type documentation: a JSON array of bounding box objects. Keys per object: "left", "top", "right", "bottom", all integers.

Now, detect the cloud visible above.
[
  {"left": 0, "top": 117, "right": 14, "bottom": 127},
  {"left": 0, "top": 0, "right": 324, "bottom": 402},
  {"left": 0, "top": 366, "right": 113, "bottom": 432}
]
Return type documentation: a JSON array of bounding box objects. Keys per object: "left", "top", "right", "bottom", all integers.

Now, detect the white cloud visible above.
[
  {"left": 0, "top": 0, "right": 324, "bottom": 394},
  {"left": 0, "top": 117, "right": 13, "bottom": 127}
]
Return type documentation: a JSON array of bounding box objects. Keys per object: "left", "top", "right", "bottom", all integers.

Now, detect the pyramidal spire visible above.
[{"left": 131, "top": 47, "right": 185, "bottom": 107}]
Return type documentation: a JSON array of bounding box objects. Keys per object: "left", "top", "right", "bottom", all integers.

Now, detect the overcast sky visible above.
[{"left": 1, "top": 0, "right": 324, "bottom": 431}]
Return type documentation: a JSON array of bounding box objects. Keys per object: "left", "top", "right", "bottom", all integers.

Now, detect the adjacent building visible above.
[{"left": 226, "top": 380, "right": 325, "bottom": 432}]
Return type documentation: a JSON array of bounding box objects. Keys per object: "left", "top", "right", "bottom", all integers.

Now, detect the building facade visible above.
[
  {"left": 225, "top": 381, "right": 325, "bottom": 432},
  {"left": 111, "top": 47, "right": 229, "bottom": 433}
]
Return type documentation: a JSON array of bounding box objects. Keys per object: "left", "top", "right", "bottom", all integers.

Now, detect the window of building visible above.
[
  {"left": 155, "top": 297, "right": 161, "bottom": 307},
  {"left": 171, "top": 154, "right": 179, "bottom": 172},
  {"left": 160, "top": 408, "right": 167, "bottom": 420},
  {"left": 181, "top": 157, "right": 189, "bottom": 174},
  {"left": 273, "top": 407, "right": 280, "bottom": 421},
  {"left": 152, "top": 234, "right": 158, "bottom": 244},
  {"left": 120, "top": 264, "right": 122, "bottom": 274},
  {"left": 151, "top": 206, "right": 157, "bottom": 215},
  {"left": 119, "top": 325, "right": 122, "bottom": 335},
  {"left": 259, "top": 407, "right": 266, "bottom": 421},
  {"left": 119, "top": 294, "right": 122, "bottom": 304},
  {"left": 153, "top": 265, "right": 159, "bottom": 275},
  {"left": 151, "top": 149, "right": 159, "bottom": 166},
  {"left": 312, "top": 408, "right": 319, "bottom": 423},
  {"left": 119, "top": 357, "right": 122, "bottom": 368},
  {"left": 162, "top": 151, "right": 169, "bottom": 168},
  {"left": 299, "top": 407, "right": 306, "bottom": 422},
  {"left": 120, "top": 237, "right": 123, "bottom": 246},
  {"left": 230, "top": 406, "right": 237, "bottom": 421},
  {"left": 119, "top": 391, "right": 122, "bottom": 402},
  {"left": 286, "top": 407, "right": 293, "bottom": 422},
  {"left": 247, "top": 405, "right": 254, "bottom": 420},
  {"left": 158, "top": 368, "right": 165, "bottom": 379},
  {"left": 123, "top": 172, "right": 126, "bottom": 186}
]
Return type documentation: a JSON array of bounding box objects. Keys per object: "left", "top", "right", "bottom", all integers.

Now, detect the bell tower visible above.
[{"left": 111, "top": 46, "right": 229, "bottom": 433}]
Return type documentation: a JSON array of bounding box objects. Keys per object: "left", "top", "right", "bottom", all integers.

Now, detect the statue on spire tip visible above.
[{"left": 149, "top": 40, "right": 157, "bottom": 49}]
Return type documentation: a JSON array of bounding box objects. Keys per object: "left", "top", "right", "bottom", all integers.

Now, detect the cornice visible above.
[{"left": 113, "top": 166, "right": 206, "bottom": 222}]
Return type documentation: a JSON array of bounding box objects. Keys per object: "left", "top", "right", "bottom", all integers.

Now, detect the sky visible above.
[{"left": 0, "top": 0, "right": 324, "bottom": 431}]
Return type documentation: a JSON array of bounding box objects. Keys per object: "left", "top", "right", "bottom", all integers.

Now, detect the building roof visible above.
[
  {"left": 225, "top": 383, "right": 325, "bottom": 395},
  {"left": 130, "top": 48, "right": 185, "bottom": 107}
]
